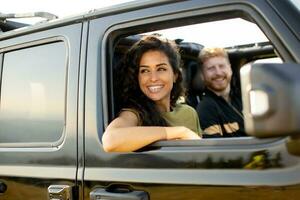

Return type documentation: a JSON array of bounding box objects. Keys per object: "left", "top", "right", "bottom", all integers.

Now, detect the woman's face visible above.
[{"left": 138, "top": 50, "right": 177, "bottom": 109}]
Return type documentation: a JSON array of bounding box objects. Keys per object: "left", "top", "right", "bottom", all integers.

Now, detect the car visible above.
[{"left": 0, "top": 0, "right": 299, "bottom": 199}]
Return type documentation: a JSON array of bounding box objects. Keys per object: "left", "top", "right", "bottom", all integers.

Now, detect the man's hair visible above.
[{"left": 198, "top": 47, "right": 229, "bottom": 64}]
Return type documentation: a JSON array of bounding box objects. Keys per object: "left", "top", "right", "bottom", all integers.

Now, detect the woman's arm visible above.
[{"left": 102, "top": 110, "right": 200, "bottom": 152}]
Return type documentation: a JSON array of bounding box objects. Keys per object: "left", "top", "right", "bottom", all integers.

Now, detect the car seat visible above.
[{"left": 184, "top": 60, "right": 205, "bottom": 109}]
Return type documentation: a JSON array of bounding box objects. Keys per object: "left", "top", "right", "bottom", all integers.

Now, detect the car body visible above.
[{"left": 0, "top": 0, "right": 300, "bottom": 199}]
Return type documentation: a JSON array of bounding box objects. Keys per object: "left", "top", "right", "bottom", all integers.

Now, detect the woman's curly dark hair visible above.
[{"left": 116, "top": 35, "right": 184, "bottom": 126}]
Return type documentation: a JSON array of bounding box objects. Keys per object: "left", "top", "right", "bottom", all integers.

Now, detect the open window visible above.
[{"left": 105, "top": 10, "right": 282, "bottom": 147}]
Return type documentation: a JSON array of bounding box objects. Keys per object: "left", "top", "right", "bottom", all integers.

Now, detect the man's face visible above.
[{"left": 201, "top": 56, "right": 232, "bottom": 93}]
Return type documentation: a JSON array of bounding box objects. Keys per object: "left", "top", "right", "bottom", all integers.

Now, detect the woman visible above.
[{"left": 102, "top": 35, "right": 201, "bottom": 152}]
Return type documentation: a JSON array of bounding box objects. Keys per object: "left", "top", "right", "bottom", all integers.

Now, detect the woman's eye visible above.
[
  {"left": 157, "top": 67, "right": 167, "bottom": 71},
  {"left": 140, "top": 68, "right": 149, "bottom": 73}
]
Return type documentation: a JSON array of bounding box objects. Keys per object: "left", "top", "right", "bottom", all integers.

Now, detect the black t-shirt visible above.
[{"left": 196, "top": 89, "right": 246, "bottom": 138}]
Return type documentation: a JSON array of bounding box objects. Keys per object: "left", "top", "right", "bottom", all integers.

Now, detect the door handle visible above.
[
  {"left": 48, "top": 185, "right": 73, "bottom": 200},
  {"left": 0, "top": 181, "right": 7, "bottom": 194},
  {"left": 90, "top": 185, "right": 149, "bottom": 200}
]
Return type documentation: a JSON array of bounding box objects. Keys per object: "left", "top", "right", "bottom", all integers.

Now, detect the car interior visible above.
[{"left": 108, "top": 18, "right": 279, "bottom": 138}]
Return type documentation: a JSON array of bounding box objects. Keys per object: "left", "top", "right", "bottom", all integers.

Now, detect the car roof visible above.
[{"left": 0, "top": 0, "right": 174, "bottom": 40}]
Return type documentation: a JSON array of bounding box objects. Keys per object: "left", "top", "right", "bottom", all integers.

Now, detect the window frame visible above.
[
  {"left": 0, "top": 53, "right": 3, "bottom": 104},
  {"left": 101, "top": 3, "right": 291, "bottom": 150}
]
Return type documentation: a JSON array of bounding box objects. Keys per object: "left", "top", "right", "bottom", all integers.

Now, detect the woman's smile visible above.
[{"left": 147, "top": 85, "right": 164, "bottom": 93}]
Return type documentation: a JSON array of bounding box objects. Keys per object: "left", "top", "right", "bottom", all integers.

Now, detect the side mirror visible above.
[{"left": 240, "top": 62, "right": 300, "bottom": 138}]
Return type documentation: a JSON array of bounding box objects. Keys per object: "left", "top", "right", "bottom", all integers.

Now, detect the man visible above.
[{"left": 196, "top": 47, "right": 246, "bottom": 138}]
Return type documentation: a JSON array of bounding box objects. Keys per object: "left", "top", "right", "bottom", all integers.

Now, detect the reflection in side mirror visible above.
[{"left": 240, "top": 62, "right": 300, "bottom": 138}]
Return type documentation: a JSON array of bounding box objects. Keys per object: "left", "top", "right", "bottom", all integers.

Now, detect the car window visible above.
[
  {"left": 145, "top": 18, "right": 268, "bottom": 48},
  {"left": 0, "top": 42, "right": 66, "bottom": 144},
  {"left": 109, "top": 15, "right": 280, "bottom": 140}
]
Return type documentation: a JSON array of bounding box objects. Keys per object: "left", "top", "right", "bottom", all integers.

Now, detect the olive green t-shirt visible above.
[
  {"left": 122, "top": 104, "right": 202, "bottom": 136},
  {"left": 162, "top": 104, "right": 202, "bottom": 136}
]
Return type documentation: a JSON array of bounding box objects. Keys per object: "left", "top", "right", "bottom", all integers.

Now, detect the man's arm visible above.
[{"left": 196, "top": 100, "right": 223, "bottom": 138}]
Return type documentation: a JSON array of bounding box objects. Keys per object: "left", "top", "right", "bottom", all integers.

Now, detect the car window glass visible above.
[{"left": 0, "top": 42, "right": 66, "bottom": 143}]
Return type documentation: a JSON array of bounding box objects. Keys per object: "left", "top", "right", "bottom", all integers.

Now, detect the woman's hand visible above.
[{"left": 181, "top": 127, "right": 201, "bottom": 139}]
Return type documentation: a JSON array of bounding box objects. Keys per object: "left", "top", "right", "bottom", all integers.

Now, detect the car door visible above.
[
  {"left": 0, "top": 23, "right": 82, "bottom": 199},
  {"left": 83, "top": 0, "right": 300, "bottom": 199}
]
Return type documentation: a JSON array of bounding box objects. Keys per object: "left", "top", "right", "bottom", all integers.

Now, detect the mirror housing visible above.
[{"left": 240, "top": 62, "right": 300, "bottom": 138}]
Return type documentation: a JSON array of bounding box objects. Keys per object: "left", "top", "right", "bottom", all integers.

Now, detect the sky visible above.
[{"left": 1, "top": 0, "right": 274, "bottom": 47}]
